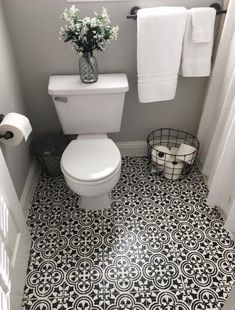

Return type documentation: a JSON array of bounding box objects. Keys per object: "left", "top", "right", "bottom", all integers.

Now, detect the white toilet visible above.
[{"left": 48, "top": 74, "right": 129, "bottom": 210}]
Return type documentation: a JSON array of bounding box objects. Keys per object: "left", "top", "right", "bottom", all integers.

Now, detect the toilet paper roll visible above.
[
  {"left": 0, "top": 112, "right": 32, "bottom": 146},
  {"left": 164, "top": 159, "right": 184, "bottom": 180},
  {"left": 151, "top": 145, "right": 171, "bottom": 165},
  {"left": 176, "top": 143, "right": 197, "bottom": 164}
]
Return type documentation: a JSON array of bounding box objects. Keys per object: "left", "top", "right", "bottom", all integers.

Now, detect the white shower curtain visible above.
[{"left": 197, "top": 0, "right": 235, "bottom": 232}]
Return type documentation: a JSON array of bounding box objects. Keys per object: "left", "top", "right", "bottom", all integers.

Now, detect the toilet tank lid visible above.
[{"left": 48, "top": 73, "right": 129, "bottom": 95}]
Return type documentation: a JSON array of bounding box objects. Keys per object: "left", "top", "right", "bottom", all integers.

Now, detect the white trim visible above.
[
  {"left": 67, "top": 0, "right": 130, "bottom": 2},
  {"left": 116, "top": 140, "right": 147, "bottom": 156},
  {"left": 10, "top": 230, "right": 31, "bottom": 310},
  {"left": 20, "top": 157, "right": 40, "bottom": 217}
]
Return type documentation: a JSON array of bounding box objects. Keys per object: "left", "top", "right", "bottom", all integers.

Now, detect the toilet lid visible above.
[{"left": 61, "top": 139, "right": 121, "bottom": 182}]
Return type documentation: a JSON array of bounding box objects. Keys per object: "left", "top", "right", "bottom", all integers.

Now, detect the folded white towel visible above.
[
  {"left": 191, "top": 8, "right": 216, "bottom": 43},
  {"left": 180, "top": 8, "right": 216, "bottom": 77},
  {"left": 137, "top": 7, "right": 187, "bottom": 103}
]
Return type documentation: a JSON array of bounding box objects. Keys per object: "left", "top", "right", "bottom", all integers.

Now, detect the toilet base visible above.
[{"left": 80, "top": 193, "right": 111, "bottom": 210}]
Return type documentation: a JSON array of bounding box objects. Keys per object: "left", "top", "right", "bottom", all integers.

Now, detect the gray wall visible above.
[
  {"left": 0, "top": 0, "right": 32, "bottom": 198},
  {"left": 2, "top": 0, "right": 222, "bottom": 142}
]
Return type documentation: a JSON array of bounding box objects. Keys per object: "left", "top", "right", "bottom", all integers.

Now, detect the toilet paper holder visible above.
[{"left": 0, "top": 114, "right": 14, "bottom": 140}]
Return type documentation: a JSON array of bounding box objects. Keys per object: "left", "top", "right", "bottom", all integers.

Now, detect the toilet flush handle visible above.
[{"left": 54, "top": 96, "right": 68, "bottom": 103}]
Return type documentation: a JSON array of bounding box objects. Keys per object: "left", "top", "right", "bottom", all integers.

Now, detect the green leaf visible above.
[{"left": 64, "top": 37, "right": 72, "bottom": 42}]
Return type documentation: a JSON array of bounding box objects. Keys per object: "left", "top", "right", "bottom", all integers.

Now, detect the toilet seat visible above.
[{"left": 61, "top": 139, "right": 121, "bottom": 182}]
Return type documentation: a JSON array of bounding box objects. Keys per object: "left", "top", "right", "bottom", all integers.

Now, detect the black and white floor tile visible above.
[{"left": 22, "top": 156, "right": 235, "bottom": 310}]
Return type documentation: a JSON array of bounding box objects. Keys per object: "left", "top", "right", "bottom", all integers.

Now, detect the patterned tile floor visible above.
[{"left": 22, "top": 156, "right": 235, "bottom": 310}]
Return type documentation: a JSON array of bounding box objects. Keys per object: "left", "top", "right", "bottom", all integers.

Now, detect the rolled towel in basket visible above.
[
  {"left": 151, "top": 145, "right": 171, "bottom": 165},
  {"left": 170, "top": 146, "right": 179, "bottom": 156},
  {"left": 176, "top": 143, "right": 197, "bottom": 164},
  {"left": 164, "top": 159, "right": 184, "bottom": 180}
]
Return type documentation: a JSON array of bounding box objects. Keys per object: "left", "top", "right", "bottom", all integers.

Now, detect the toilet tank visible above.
[{"left": 48, "top": 74, "right": 129, "bottom": 134}]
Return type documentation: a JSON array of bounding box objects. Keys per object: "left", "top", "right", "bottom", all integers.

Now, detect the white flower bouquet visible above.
[{"left": 59, "top": 6, "right": 119, "bottom": 55}]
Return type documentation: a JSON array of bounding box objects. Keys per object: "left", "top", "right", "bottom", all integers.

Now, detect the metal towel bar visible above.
[{"left": 127, "top": 3, "right": 227, "bottom": 20}]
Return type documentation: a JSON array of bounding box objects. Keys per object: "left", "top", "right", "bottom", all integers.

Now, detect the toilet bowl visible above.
[
  {"left": 48, "top": 73, "right": 129, "bottom": 210},
  {"left": 60, "top": 136, "right": 121, "bottom": 210}
]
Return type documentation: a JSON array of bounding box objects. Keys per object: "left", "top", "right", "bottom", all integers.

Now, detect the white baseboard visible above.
[
  {"left": 116, "top": 140, "right": 147, "bottom": 156},
  {"left": 20, "top": 157, "right": 40, "bottom": 217}
]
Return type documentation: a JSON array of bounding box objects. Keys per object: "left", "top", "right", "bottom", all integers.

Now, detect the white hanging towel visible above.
[
  {"left": 137, "top": 7, "right": 187, "bottom": 103},
  {"left": 191, "top": 8, "right": 216, "bottom": 43},
  {"left": 180, "top": 8, "right": 216, "bottom": 77}
]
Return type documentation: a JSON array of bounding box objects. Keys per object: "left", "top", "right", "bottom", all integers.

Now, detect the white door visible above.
[{"left": 0, "top": 148, "right": 30, "bottom": 310}]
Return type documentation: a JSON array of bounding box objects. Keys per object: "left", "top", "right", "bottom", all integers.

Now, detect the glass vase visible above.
[{"left": 79, "top": 53, "right": 98, "bottom": 83}]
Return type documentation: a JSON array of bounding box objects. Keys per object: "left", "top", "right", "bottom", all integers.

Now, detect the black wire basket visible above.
[
  {"left": 30, "top": 132, "right": 69, "bottom": 177},
  {"left": 147, "top": 128, "right": 200, "bottom": 180}
]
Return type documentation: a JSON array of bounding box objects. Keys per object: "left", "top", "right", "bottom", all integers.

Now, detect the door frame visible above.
[{"left": 0, "top": 148, "right": 31, "bottom": 309}]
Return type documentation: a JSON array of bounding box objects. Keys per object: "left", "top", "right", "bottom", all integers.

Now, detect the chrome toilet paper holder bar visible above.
[{"left": 0, "top": 114, "right": 14, "bottom": 140}]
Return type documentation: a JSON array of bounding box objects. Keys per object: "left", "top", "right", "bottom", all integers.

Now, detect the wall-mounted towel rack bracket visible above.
[
  {"left": 210, "top": 3, "right": 227, "bottom": 15},
  {"left": 127, "top": 6, "right": 141, "bottom": 19},
  {"left": 0, "top": 114, "right": 14, "bottom": 140},
  {"left": 127, "top": 3, "right": 227, "bottom": 20}
]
